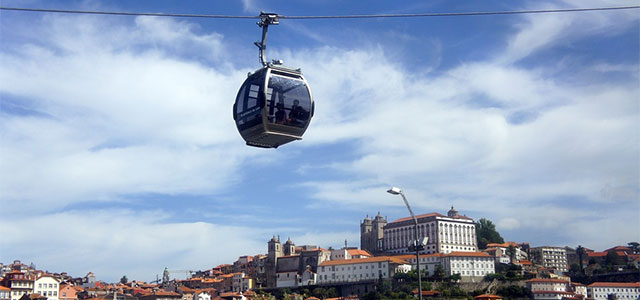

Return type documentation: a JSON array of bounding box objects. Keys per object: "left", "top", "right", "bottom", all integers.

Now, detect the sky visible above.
[{"left": 0, "top": 0, "right": 638, "bottom": 283}]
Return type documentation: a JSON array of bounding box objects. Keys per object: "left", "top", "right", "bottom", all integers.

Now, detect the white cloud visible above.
[{"left": 0, "top": 209, "right": 266, "bottom": 282}]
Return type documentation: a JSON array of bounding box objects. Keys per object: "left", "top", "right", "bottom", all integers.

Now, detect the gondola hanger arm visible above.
[{"left": 255, "top": 12, "right": 281, "bottom": 67}]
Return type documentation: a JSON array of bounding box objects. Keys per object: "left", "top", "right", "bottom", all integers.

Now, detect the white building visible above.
[
  {"left": 394, "top": 253, "right": 443, "bottom": 276},
  {"left": 194, "top": 291, "right": 211, "bottom": 300},
  {"left": 587, "top": 282, "right": 640, "bottom": 300},
  {"left": 484, "top": 242, "right": 528, "bottom": 265},
  {"left": 441, "top": 252, "right": 495, "bottom": 281},
  {"left": 232, "top": 273, "right": 254, "bottom": 293},
  {"left": 526, "top": 278, "right": 575, "bottom": 300},
  {"left": 0, "top": 286, "right": 10, "bottom": 300},
  {"left": 383, "top": 207, "right": 477, "bottom": 254},
  {"left": 317, "top": 257, "right": 410, "bottom": 284},
  {"left": 530, "top": 246, "right": 568, "bottom": 273},
  {"left": 34, "top": 275, "right": 61, "bottom": 300}
]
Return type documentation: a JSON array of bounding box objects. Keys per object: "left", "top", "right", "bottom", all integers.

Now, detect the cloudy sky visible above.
[{"left": 1, "top": 0, "right": 638, "bottom": 282}]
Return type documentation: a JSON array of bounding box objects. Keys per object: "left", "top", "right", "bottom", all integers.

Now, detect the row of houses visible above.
[{"left": 526, "top": 278, "right": 640, "bottom": 300}]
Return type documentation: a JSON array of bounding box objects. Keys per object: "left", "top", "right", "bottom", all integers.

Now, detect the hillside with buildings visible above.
[{"left": 2, "top": 207, "right": 639, "bottom": 300}]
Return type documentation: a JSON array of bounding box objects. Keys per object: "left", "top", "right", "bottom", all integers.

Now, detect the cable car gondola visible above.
[{"left": 233, "top": 12, "right": 314, "bottom": 148}]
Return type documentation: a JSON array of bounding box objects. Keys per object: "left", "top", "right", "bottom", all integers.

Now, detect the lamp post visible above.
[{"left": 387, "top": 187, "right": 424, "bottom": 300}]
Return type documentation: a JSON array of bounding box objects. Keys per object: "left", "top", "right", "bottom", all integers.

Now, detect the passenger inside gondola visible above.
[
  {"left": 288, "top": 99, "right": 308, "bottom": 126},
  {"left": 275, "top": 102, "right": 287, "bottom": 124}
]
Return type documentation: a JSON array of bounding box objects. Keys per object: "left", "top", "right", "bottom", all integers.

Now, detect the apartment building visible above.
[{"left": 530, "top": 246, "right": 569, "bottom": 273}]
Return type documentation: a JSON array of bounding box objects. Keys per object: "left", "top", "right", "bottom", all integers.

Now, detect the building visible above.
[
  {"left": 266, "top": 236, "right": 331, "bottom": 288},
  {"left": 316, "top": 256, "right": 410, "bottom": 284},
  {"left": 380, "top": 206, "right": 477, "bottom": 254},
  {"left": 526, "top": 278, "right": 574, "bottom": 300},
  {"left": 4, "top": 271, "right": 34, "bottom": 300},
  {"left": 59, "top": 285, "right": 78, "bottom": 300},
  {"left": 587, "top": 282, "right": 640, "bottom": 300},
  {"left": 231, "top": 273, "right": 253, "bottom": 293},
  {"left": 393, "top": 253, "right": 444, "bottom": 276},
  {"left": 138, "top": 291, "right": 182, "bottom": 300},
  {"left": 441, "top": 252, "right": 495, "bottom": 281},
  {"left": 360, "top": 213, "right": 387, "bottom": 256},
  {"left": 34, "top": 275, "right": 60, "bottom": 300},
  {"left": 531, "top": 246, "right": 569, "bottom": 273},
  {"left": 484, "top": 242, "right": 529, "bottom": 265},
  {"left": 0, "top": 286, "right": 10, "bottom": 300}
]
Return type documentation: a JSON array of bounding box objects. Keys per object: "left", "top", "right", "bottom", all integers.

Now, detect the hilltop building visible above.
[{"left": 361, "top": 206, "right": 478, "bottom": 255}]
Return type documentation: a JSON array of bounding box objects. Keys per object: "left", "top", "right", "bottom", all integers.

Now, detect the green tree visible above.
[
  {"left": 120, "top": 275, "right": 128, "bottom": 284},
  {"left": 476, "top": 218, "right": 504, "bottom": 249}
]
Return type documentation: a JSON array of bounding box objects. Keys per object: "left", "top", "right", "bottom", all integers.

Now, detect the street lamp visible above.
[{"left": 387, "top": 187, "right": 424, "bottom": 300}]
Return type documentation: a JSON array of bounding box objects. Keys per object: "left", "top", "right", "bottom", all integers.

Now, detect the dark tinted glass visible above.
[
  {"left": 265, "top": 74, "right": 311, "bottom": 128},
  {"left": 235, "top": 75, "right": 264, "bottom": 130}
]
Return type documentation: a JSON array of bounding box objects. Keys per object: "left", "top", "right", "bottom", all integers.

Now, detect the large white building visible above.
[
  {"left": 441, "top": 252, "right": 495, "bottom": 281},
  {"left": 316, "top": 257, "right": 410, "bottom": 284},
  {"left": 382, "top": 207, "right": 477, "bottom": 254},
  {"left": 587, "top": 282, "right": 640, "bottom": 300}
]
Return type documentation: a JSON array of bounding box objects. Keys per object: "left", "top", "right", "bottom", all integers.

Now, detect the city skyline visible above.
[{"left": 1, "top": 0, "right": 638, "bottom": 283}]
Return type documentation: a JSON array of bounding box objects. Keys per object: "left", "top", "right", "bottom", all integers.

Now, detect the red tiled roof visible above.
[
  {"left": 588, "top": 282, "right": 640, "bottom": 288},
  {"left": 393, "top": 253, "right": 443, "bottom": 260},
  {"left": 389, "top": 213, "right": 444, "bottom": 224},
  {"left": 0, "top": 286, "right": 10, "bottom": 291},
  {"left": 474, "top": 294, "right": 502, "bottom": 299},
  {"left": 320, "top": 256, "right": 408, "bottom": 266},
  {"left": 446, "top": 251, "right": 492, "bottom": 258},
  {"left": 486, "top": 242, "right": 519, "bottom": 248},
  {"left": 413, "top": 290, "right": 440, "bottom": 296},
  {"left": 526, "top": 278, "right": 569, "bottom": 284},
  {"left": 587, "top": 252, "right": 607, "bottom": 257},
  {"left": 347, "top": 249, "right": 372, "bottom": 257}
]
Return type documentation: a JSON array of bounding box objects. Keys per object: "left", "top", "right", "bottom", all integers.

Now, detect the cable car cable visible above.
[{"left": 1, "top": 5, "right": 639, "bottom": 20}]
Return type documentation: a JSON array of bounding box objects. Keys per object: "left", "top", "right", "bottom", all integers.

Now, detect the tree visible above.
[
  {"left": 628, "top": 242, "right": 640, "bottom": 254},
  {"left": 120, "top": 275, "right": 128, "bottom": 284},
  {"left": 476, "top": 218, "right": 504, "bottom": 249}
]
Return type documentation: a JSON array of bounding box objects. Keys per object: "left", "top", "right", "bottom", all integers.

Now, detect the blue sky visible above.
[{"left": 1, "top": 0, "right": 638, "bottom": 283}]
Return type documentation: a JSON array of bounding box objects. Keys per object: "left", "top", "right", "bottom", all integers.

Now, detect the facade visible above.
[
  {"left": 531, "top": 246, "right": 569, "bottom": 273},
  {"left": 0, "top": 286, "right": 10, "bottom": 300},
  {"left": 231, "top": 273, "right": 253, "bottom": 293},
  {"left": 34, "top": 275, "right": 60, "bottom": 300},
  {"left": 382, "top": 206, "right": 477, "bottom": 255},
  {"left": 393, "top": 253, "right": 444, "bottom": 276},
  {"left": 526, "top": 278, "right": 573, "bottom": 300},
  {"left": 59, "top": 284, "right": 78, "bottom": 300},
  {"left": 5, "top": 271, "right": 34, "bottom": 300},
  {"left": 266, "top": 236, "right": 331, "bottom": 288},
  {"left": 587, "top": 282, "right": 640, "bottom": 300},
  {"left": 441, "top": 252, "right": 495, "bottom": 281},
  {"left": 316, "top": 257, "right": 410, "bottom": 284},
  {"left": 360, "top": 213, "right": 387, "bottom": 256},
  {"left": 484, "top": 242, "right": 529, "bottom": 265}
]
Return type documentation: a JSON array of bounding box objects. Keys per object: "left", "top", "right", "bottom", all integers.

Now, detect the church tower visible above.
[
  {"left": 372, "top": 212, "right": 387, "bottom": 255},
  {"left": 284, "top": 237, "right": 296, "bottom": 256},
  {"left": 360, "top": 215, "right": 373, "bottom": 253},
  {"left": 266, "top": 236, "right": 283, "bottom": 287}
]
